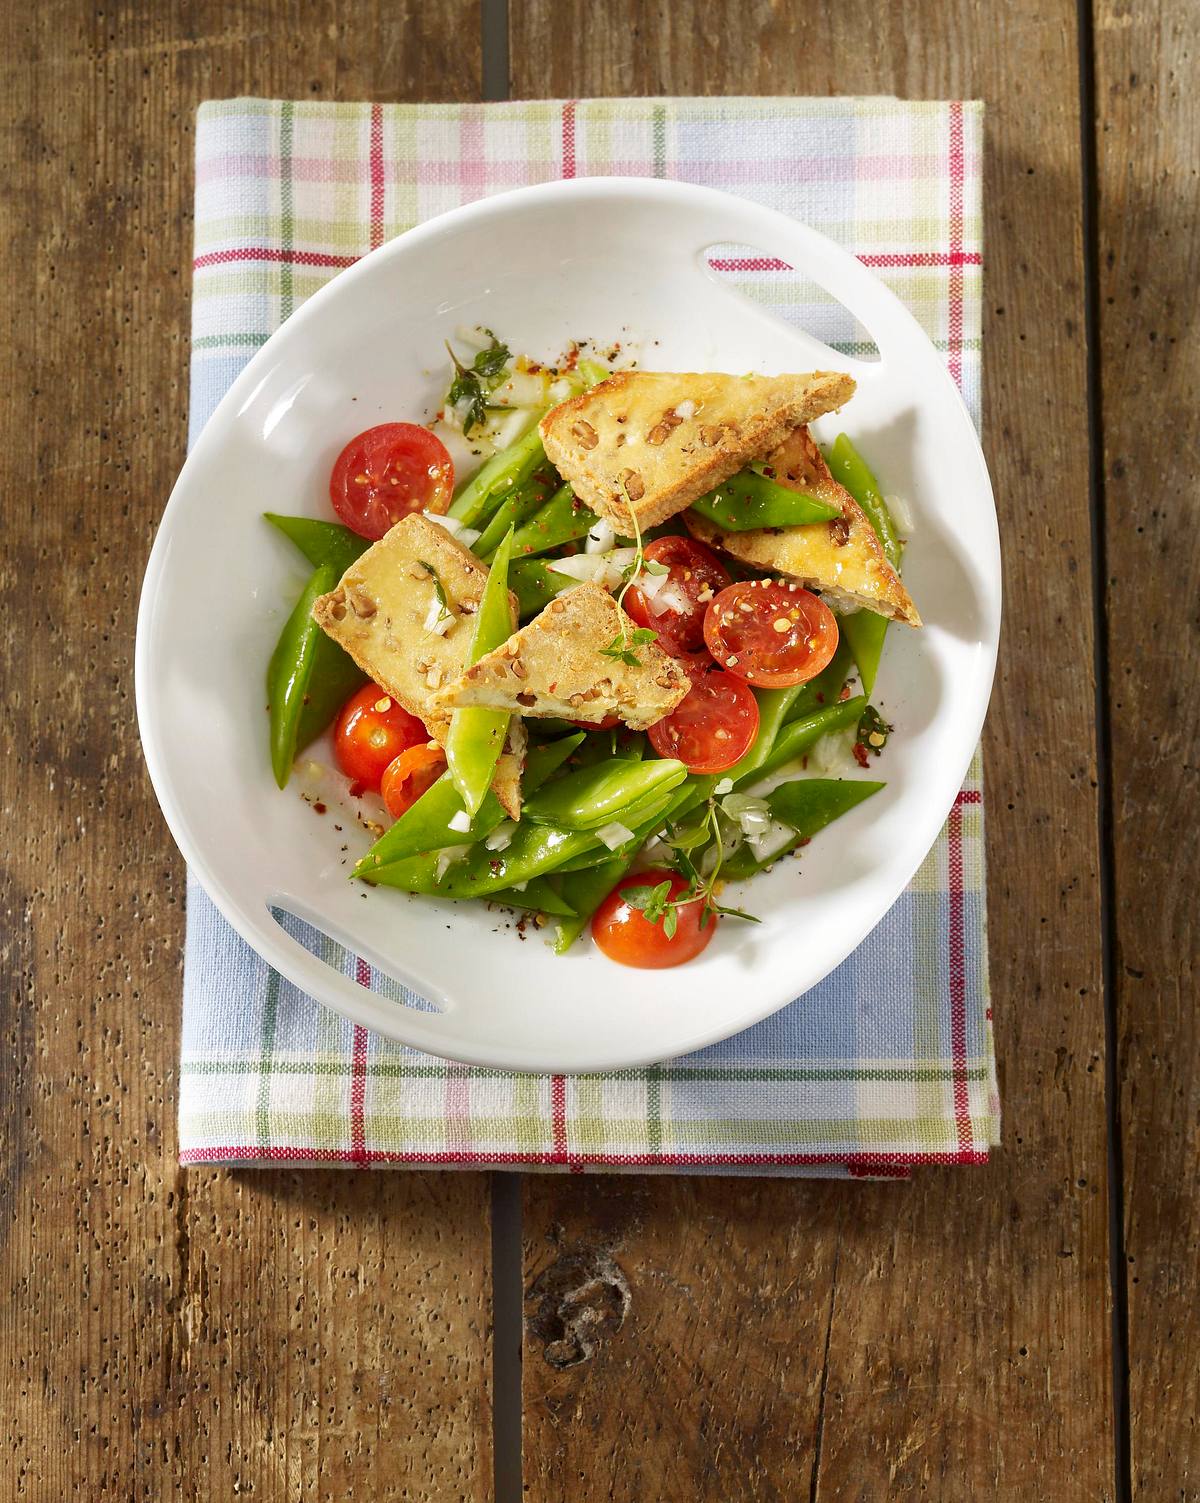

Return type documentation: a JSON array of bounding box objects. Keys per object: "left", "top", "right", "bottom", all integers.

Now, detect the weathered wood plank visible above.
[
  {"left": 0, "top": 3, "right": 494, "bottom": 1499},
  {"left": 1094, "top": 2, "right": 1199, "bottom": 1497},
  {"left": 511, "top": 3, "right": 1112, "bottom": 1498}
]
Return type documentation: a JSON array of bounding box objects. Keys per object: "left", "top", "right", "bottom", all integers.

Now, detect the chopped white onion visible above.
[
  {"left": 636, "top": 569, "right": 670, "bottom": 600},
  {"left": 511, "top": 881, "right": 528, "bottom": 893},
  {"left": 714, "top": 778, "right": 734, "bottom": 796},
  {"left": 721, "top": 793, "right": 773, "bottom": 838},
  {"left": 549, "top": 553, "right": 610, "bottom": 583},
  {"left": 488, "top": 406, "right": 534, "bottom": 450},
  {"left": 674, "top": 398, "right": 697, "bottom": 419},
  {"left": 885, "top": 492, "right": 915, "bottom": 535},
  {"left": 423, "top": 597, "right": 454, "bottom": 635},
  {"left": 433, "top": 846, "right": 470, "bottom": 882},
  {"left": 596, "top": 821, "right": 635, "bottom": 851},
  {"left": 424, "top": 511, "right": 462, "bottom": 534},
  {"left": 809, "top": 726, "right": 857, "bottom": 775},
  {"left": 484, "top": 821, "right": 516, "bottom": 852},
  {"left": 649, "top": 582, "right": 690, "bottom": 617},
  {"left": 449, "top": 393, "right": 475, "bottom": 428},
  {"left": 448, "top": 810, "right": 472, "bottom": 834},
  {"left": 495, "top": 370, "right": 546, "bottom": 407},
  {"left": 548, "top": 377, "right": 574, "bottom": 402},
  {"left": 553, "top": 547, "right": 635, "bottom": 592},
  {"left": 457, "top": 525, "right": 481, "bottom": 546},
  {"left": 585, "top": 519, "right": 616, "bottom": 554},
  {"left": 747, "top": 820, "right": 798, "bottom": 864}
]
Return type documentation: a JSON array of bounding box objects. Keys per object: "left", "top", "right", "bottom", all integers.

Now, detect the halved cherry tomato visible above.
[
  {"left": 333, "top": 684, "right": 428, "bottom": 791},
  {"left": 624, "top": 536, "right": 732, "bottom": 654},
  {"left": 381, "top": 743, "right": 446, "bottom": 818},
  {"left": 591, "top": 869, "right": 715, "bottom": 969},
  {"left": 647, "top": 666, "right": 759, "bottom": 774},
  {"left": 703, "top": 579, "right": 839, "bottom": 688},
  {"left": 669, "top": 646, "right": 716, "bottom": 683},
  {"left": 330, "top": 422, "right": 454, "bottom": 540}
]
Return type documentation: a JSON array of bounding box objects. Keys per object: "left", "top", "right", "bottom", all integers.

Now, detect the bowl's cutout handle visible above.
[
  {"left": 687, "top": 206, "right": 942, "bottom": 379},
  {"left": 265, "top": 896, "right": 454, "bottom": 1016}
]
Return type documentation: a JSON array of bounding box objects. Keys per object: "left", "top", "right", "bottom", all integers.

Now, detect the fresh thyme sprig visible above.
[
  {"left": 623, "top": 796, "right": 761, "bottom": 935},
  {"left": 599, "top": 507, "right": 663, "bottom": 666},
  {"left": 418, "top": 560, "right": 455, "bottom": 629},
  {"left": 445, "top": 332, "right": 511, "bottom": 435}
]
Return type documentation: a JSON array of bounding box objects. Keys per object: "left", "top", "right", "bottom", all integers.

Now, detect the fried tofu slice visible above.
[
  {"left": 434, "top": 582, "right": 690, "bottom": 731},
  {"left": 540, "top": 369, "right": 856, "bottom": 533},
  {"left": 687, "top": 426, "right": 921, "bottom": 626},
  {"left": 311, "top": 513, "right": 526, "bottom": 817}
]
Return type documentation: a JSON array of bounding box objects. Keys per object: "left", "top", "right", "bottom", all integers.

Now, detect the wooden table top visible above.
[{"left": 1, "top": 2, "right": 1194, "bottom": 1498}]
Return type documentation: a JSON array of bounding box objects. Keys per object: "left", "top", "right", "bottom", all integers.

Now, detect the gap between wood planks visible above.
[
  {"left": 480, "top": 20, "right": 524, "bottom": 1503},
  {"left": 1076, "top": 2, "right": 1132, "bottom": 1501}
]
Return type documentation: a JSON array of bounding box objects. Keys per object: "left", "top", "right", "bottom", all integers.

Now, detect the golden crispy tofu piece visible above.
[
  {"left": 434, "top": 582, "right": 690, "bottom": 731},
  {"left": 311, "top": 514, "right": 526, "bottom": 817},
  {"left": 539, "top": 370, "right": 856, "bottom": 532},
  {"left": 687, "top": 426, "right": 921, "bottom": 626}
]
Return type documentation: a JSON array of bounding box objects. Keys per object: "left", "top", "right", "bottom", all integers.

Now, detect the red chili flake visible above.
[
  {"left": 312, "top": 802, "right": 327, "bottom": 815},
  {"left": 349, "top": 780, "right": 367, "bottom": 797},
  {"left": 839, "top": 685, "right": 851, "bottom": 702},
  {"left": 852, "top": 742, "right": 871, "bottom": 770},
  {"left": 829, "top": 516, "right": 851, "bottom": 547}
]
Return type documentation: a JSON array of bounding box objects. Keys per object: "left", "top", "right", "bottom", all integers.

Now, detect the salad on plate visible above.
[{"left": 263, "top": 332, "right": 921, "bottom": 968}]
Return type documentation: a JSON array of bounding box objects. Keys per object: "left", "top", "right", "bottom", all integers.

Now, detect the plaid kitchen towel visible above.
[{"left": 180, "top": 97, "right": 999, "bottom": 1176}]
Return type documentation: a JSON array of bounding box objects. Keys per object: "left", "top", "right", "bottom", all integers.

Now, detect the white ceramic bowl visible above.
[{"left": 137, "top": 177, "right": 999, "bottom": 1073}]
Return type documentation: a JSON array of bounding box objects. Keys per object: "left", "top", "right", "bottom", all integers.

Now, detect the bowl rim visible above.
[{"left": 136, "top": 174, "right": 1000, "bottom": 1072}]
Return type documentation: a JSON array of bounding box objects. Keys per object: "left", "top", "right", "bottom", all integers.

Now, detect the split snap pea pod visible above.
[
  {"left": 689, "top": 468, "right": 840, "bottom": 532},
  {"left": 826, "top": 435, "right": 902, "bottom": 696},
  {"left": 827, "top": 436, "right": 902, "bottom": 568},
  {"left": 553, "top": 857, "right": 632, "bottom": 953},
  {"left": 443, "top": 528, "right": 518, "bottom": 815},
  {"left": 448, "top": 421, "right": 546, "bottom": 529},
  {"left": 473, "top": 472, "right": 556, "bottom": 561},
  {"left": 496, "top": 875, "right": 577, "bottom": 918},
  {"left": 354, "top": 776, "right": 502, "bottom": 876},
  {"left": 267, "top": 564, "right": 365, "bottom": 788},
  {"left": 522, "top": 732, "right": 589, "bottom": 792},
  {"left": 509, "top": 557, "right": 575, "bottom": 618},
  {"left": 784, "top": 637, "right": 856, "bottom": 724},
  {"left": 362, "top": 819, "right": 597, "bottom": 897},
  {"left": 549, "top": 784, "right": 694, "bottom": 874},
  {"left": 354, "top": 732, "right": 585, "bottom": 877},
  {"left": 722, "top": 778, "right": 885, "bottom": 879},
  {"left": 748, "top": 695, "right": 868, "bottom": 784},
  {"left": 264, "top": 513, "right": 369, "bottom": 575},
  {"left": 510, "top": 484, "right": 599, "bottom": 556},
  {"left": 294, "top": 634, "right": 368, "bottom": 756},
  {"left": 522, "top": 757, "right": 686, "bottom": 831},
  {"left": 841, "top": 607, "right": 889, "bottom": 699}
]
